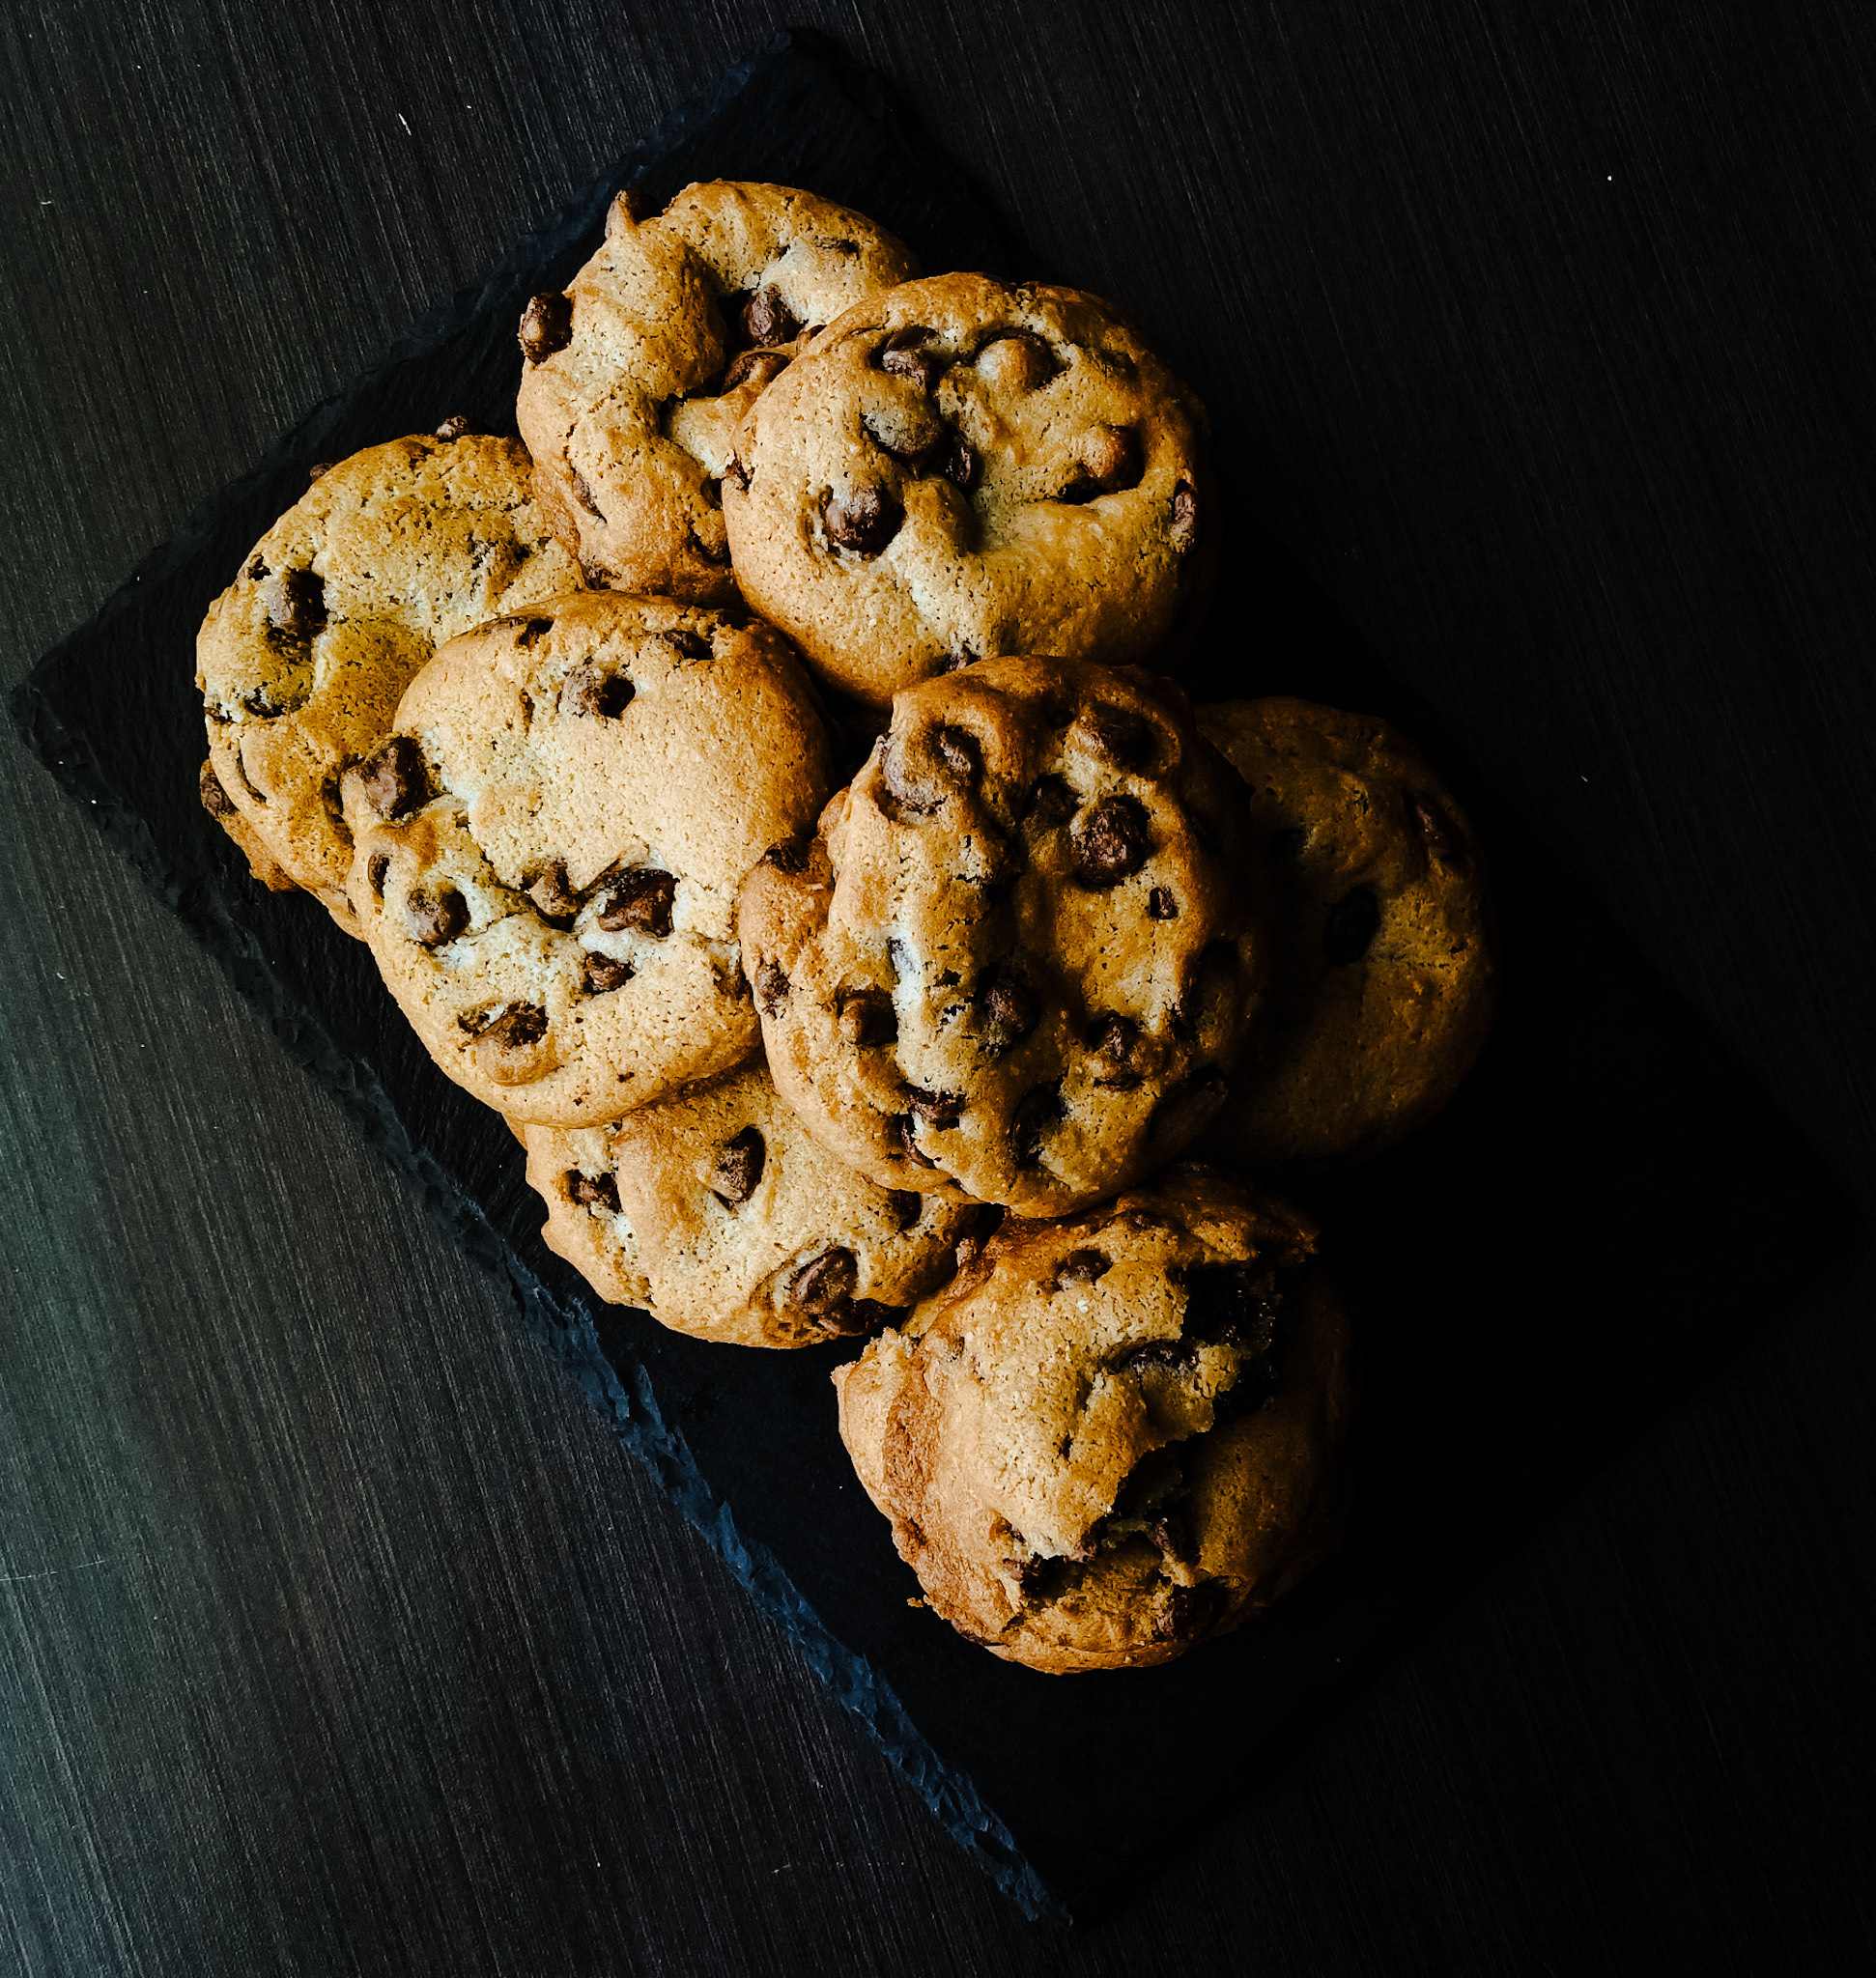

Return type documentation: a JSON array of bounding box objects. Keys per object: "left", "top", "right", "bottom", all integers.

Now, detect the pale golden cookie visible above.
[
  {"left": 196, "top": 429, "right": 582, "bottom": 933},
  {"left": 516, "top": 181, "right": 919, "bottom": 604},
  {"left": 723, "top": 272, "right": 1216, "bottom": 703},
  {"left": 835, "top": 1165, "right": 1353, "bottom": 1674},
  {"left": 343, "top": 590, "right": 831, "bottom": 1126},
  {"left": 1197, "top": 698, "right": 1497, "bottom": 1170},
  {"left": 738, "top": 657, "right": 1269, "bottom": 1216},
  {"left": 525, "top": 1055, "right": 980, "bottom": 1346}
]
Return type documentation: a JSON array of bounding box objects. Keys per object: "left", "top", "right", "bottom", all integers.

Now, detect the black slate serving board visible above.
[{"left": 10, "top": 30, "right": 1849, "bottom": 1926}]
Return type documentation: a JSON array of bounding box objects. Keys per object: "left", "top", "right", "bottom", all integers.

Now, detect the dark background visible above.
[{"left": 3, "top": 3, "right": 1872, "bottom": 1972}]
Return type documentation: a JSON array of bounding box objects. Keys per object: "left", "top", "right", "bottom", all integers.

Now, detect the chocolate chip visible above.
[
  {"left": 905, "top": 1086, "right": 964, "bottom": 1127},
  {"left": 838, "top": 987, "right": 897, "bottom": 1047},
  {"left": 824, "top": 482, "right": 902, "bottom": 555},
  {"left": 366, "top": 852, "right": 390, "bottom": 900},
  {"left": 1022, "top": 774, "right": 1079, "bottom": 830},
  {"left": 434, "top": 415, "right": 478, "bottom": 441},
  {"left": 753, "top": 959, "right": 789, "bottom": 1015},
  {"left": 1154, "top": 1580, "right": 1229, "bottom": 1641},
  {"left": 263, "top": 568, "right": 327, "bottom": 639},
  {"left": 938, "top": 431, "right": 981, "bottom": 492},
  {"left": 650, "top": 628, "right": 711, "bottom": 664},
  {"left": 306, "top": 463, "right": 332, "bottom": 482},
  {"left": 1081, "top": 704, "right": 1160, "bottom": 772},
  {"left": 1087, "top": 1012, "right": 1145, "bottom": 1088},
  {"left": 759, "top": 836, "right": 810, "bottom": 875},
  {"left": 887, "top": 937, "right": 915, "bottom": 981},
  {"left": 932, "top": 724, "right": 981, "bottom": 783},
  {"left": 711, "top": 1126, "right": 766, "bottom": 1206},
  {"left": 723, "top": 455, "right": 750, "bottom": 495},
  {"left": 788, "top": 1246, "right": 858, "bottom": 1316},
  {"left": 567, "top": 467, "right": 606, "bottom": 522},
  {"left": 583, "top": 952, "right": 634, "bottom": 994},
  {"left": 353, "top": 736, "right": 431, "bottom": 820},
  {"left": 976, "top": 327, "right": 1058, "bottom": 390},
  {"left": 568, "top": 1170, "right": 620, "bottom": 1214},
  {"left": 526, "top": 859, "right": 582, "bottom": 919},
  {"left": 519, "top": 291, "right": 574, "bottom": 363},
  {"left": 479, "top": 1003, "right": 548, "bottom": 1050},
  {"left": 887, "top": 1113, "right": 937, "bottom": 1169},
  {"left": 1011, "top": 1083, "right": 1064, "bottom": 1166},
  {"left": 406, "top": 885, "right": 468, "bottom": 947},
  {"left": 563, "top": 663, "right": 634, "bottom": 720},
  {"left": 1170, "top": 480, "right": 1201, "bottom": 550},
  {"left": 880, "top": 329, "right": 943, "bottom": 392},
  {"left": 1083, "top": 424, "right": 1144, "bottom": 493},
  {"left": 981, "top": 973, "right": 1039, "bottom": 1050},
  {"left": 578, "top": 551, "right": 611, "bottom": 588},
  {"left": 1323, "top": 886, "right": 1380, "bottom": 965},
  {"left": 721, "top": 348, "right": 790, "bottom": 393},
  {"left": 597, "top": 868, "right": 675, "bottom": 937},
  {"left": 1148, "top": 886, "right": 1178, "bottom": 919},
  {"left": 1072, "top": 794, "right": 1151, "bottom": 887},
  {"left": 198, "top": 759, "right": 236, "bottom": 819},
  {"left": 741, "top": 284, "right": 800, "bottom": 348},
  {"left": 1407, "top": 791, "right": 1466, "bottom": 865},
  {"left": 1054, "top": 1249, "right": 1110, "bottom": 1289}
]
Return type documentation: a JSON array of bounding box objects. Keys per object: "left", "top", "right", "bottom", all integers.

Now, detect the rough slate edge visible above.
[{"left": 6, "top": 29, "right": 1065, "bottom": 1930}]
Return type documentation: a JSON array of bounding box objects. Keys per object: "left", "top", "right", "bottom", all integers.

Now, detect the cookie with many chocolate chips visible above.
[
  {"left": 723, "top": 272, "right": 1216, "bottom": 704},
  {"left": 195, "top": 429, "right": 582, "bottom": 934},
  {"left": 516, "top": 181, "right": 919, "bottom": 605},
  {"left": 525, "top": 1055, "right": 981, "bottom": 1346},
  {"left": 1197, "top": 698, "right": 1497, "bottom": 1170},
  {"left": 737, "top": 657, "right": 1269, "bottom": 1215},
  {"left": 343, "top": 590, "right": 831, "bottom": 1125},
  {"left": 834, "top": 1165, "right": 1353, "bottom": 1674}
]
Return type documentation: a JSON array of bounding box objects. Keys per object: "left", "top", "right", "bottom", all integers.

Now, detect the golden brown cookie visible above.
[
  {"left": 196, "top": 429, "right": 582, "bottom": 933},
  {"left": 342, "top": 590, "right": 831, "bottom": 1126},
  {"left": 1197, "top": 698, "right": 1497, "bottom": 1170},
  {"left": 834, "top": 1165, "right": 1353, "bottom": 1674},
  {"left": 738, "top": 657, "right": 1269, "bottom": 1217},
  {"left": 516, "top": 181, "right": 919, "bottom": 604},
  {"left": 723, "top": 272, "right": 1216, "bottom": 703},
  {"left": 525, "top": 1055, "right": 981, "bottom": 1346}
]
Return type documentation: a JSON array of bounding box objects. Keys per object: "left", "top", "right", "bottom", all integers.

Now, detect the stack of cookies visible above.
[{"left": 197, "top": 181, "right": 1497, "bottom": 1675}]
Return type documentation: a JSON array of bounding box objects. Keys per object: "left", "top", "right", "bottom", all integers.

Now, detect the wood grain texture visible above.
[{"left": 2, "top": 2, "right": 1872, "bottom": 1972}]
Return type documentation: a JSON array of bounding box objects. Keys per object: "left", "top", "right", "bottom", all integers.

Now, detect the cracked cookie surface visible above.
[
  {"left": 516, "top": 180, "right": 918, "bottom": 606},
  {"left": 1197, "top": 698, "right": 1497, "bottom": 1170},
  {"left": 834, "top": 1165, "right": 1354, "bottom": 1673},
  {"left": 737, "top": 657, "right": 1270, "bottom": 1216},
  {"left": 197, "top": 431, "right": 582, "bottom": 934},
  {"left": 525, "top": 1055, "right": 981, "bottom": 1347},
  {"left": 722, "top": 272, "right": 1216, "bottom": 704},
  {"left": 343, "top": 589, "right": 831, "bottom": 1125}
]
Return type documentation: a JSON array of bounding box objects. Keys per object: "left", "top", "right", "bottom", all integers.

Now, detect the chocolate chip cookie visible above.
[
  {"left": 834, "top": 1164, "right": 1354, "bottom": 1673},
  {"left": 343, "top": 589, "right": 831, "bottom": 1125},
  {"left": 1197, "top": 698, "right": 1497, "bottom": 1170},
  {"left": 525, "top": 1055, "right": 981, "bottom": 1346},
  {"left": 516, "top": 181, "right": 919, "bottom": 605},
  {"left": 737, "top": 657, "right": 1269, "bottom": 1216},
  {"left": 196, "top": 429, "right": 582, "bottom": 933},
  {"left": 723, "top": 272, "right": 1216, "bottom": 704}
]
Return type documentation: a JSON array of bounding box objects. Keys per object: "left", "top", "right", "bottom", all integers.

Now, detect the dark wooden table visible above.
[{"left": 4, "top": 4, "right": 1872, "bottom": 1970}]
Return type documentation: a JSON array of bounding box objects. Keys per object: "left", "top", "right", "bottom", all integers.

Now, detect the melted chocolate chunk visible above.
[
  {"left": 938, "top": 431, "right": 981, "bottom": 492},
  {"left": 306, "top": 462, "right": 332, "bottom": 482},
  {"left": 583, "top": 952, "right": 634, "bottom": 995},
  {"left": 887, "top": 1113, "right": 937, "bottom": 1169},
  {"left": 838, "top": 987, "right": 897, "bottom": 1047},
  {"left": 198, "top": 760, "right": 235, "bottom": 819},
  {"left": 567, "top": 1170, "right": 620, "bottom": 1214},
  {"left": 519, "top": 291, "right": 573, "bottom": 363},
  {"left": 1322, "top": 886, "right": 1380, "bottom": 965},
  {"left": 1072, "top": 795, "right": 1151, "bottom": 887},
  {"left": 366, "top": 852, "right": 390, "bottom": 899},
  {"left": 596, "top": 868, "right": 675, "bottom": 937},
  {"left": 721, "top": 348, "right": 790, "bottom": 393},
  {"left": 567, "top": 467, "right": 606, "bottom": 521},
  {"left": 711, "top": 1126, "right": 765, "bottom": 1206},
  {"left": 406, "top": 885, "right": 468, "bottom": 948},
  {"left": 264, "top": 568, "right": 327, "bottom": 640},
  {"left": 1169, "top": 479, "right": 1201, "bottom": 550},
  {"left": 1148, "top": 886, "right": 1179, "bottom": 919},
  {"left": 905, "top": 1086, "right": 964, "bottom": 1127},
  {"left": 479, "top": 1003, "right": 547, "bottom": 1050},
  {"left": 759, "top": 835, "right": 810, "bottom": 874},
  {"left": 526, "top": 859, "right": 582, "bottom": 920},
  {"left": 352, "top": 735, "right": 430, "bottom": 820},
  {"left": 788, "top": 1246, "right": 858, "bottom": 1315},
  {"left": 740, "top": 284, "right": 800, "bottom": 348},
  {"left": 723, "top": 456, "right": 750, "bottom": 495},
  {"left": 433, "top": 414, "right": 478, "bottom": 441},
  {"left": 753, "top": 958, "right": 789, "bottom": 1015},
  {"left": 563, "top": 663, "right": 634, "bottom": 719},
  {"left": 880, "top": 327, "right": 942, "bottom": 392},
  {"left": 981, "top": 972, "right": 1039, "bottom": 1050},
  {"left": 1053, "top": 1249, "right": 1110, "bottom": 1289},
  {"left": 824, "top": 482, "right": 903, "bottom": 555},
  {"left": 1087, "top": 1012, "right": 1145, "bottom": 1088}
]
